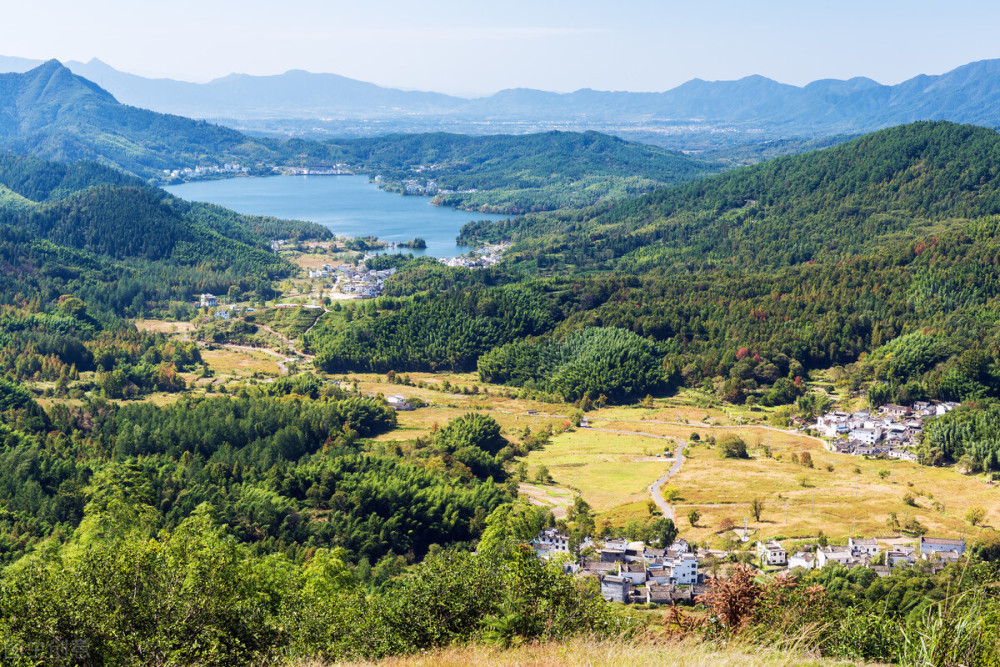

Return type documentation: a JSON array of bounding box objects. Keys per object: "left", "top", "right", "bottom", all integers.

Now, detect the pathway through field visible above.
[{"left": 580, "top": 426, "right": 686, "bottom": 521}]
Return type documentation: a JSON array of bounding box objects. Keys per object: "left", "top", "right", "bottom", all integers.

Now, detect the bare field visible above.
[
  {"left": 201, "top": 347, "right": 282, "bottom": 377},
  {"left": 133, "top": 319, "right": 194, "bottom": 334}
]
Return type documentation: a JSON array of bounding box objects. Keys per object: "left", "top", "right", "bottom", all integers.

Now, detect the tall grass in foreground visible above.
[
  {"left": 897, "top": 589, "right": 997, "bottom": 666},
  {"left": 291, "top": 636, "right": 858, "bottom": 667}
]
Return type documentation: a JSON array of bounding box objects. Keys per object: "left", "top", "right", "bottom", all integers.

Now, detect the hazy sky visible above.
[{"left": 4, "top": 0, "right": 999, "bottom": 96}]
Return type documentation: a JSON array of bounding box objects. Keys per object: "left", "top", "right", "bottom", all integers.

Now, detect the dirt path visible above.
[
  {"left": 518, "top": 483, "right": 574, "bottom": 519},
  {"left": 254, "top": 324, "right": 315, "bottom": 361}
]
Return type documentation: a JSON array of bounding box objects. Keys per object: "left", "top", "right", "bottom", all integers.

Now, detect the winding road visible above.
[{"left": 580, "top": 425, "right": 687, "bottom": 521}]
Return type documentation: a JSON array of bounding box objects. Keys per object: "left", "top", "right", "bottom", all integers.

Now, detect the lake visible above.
[{"left": 164, "top": 175, "right": 507, "bottom": 258}]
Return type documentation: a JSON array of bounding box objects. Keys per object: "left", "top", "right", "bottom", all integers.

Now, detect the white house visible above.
[
  {"left": 788, "top": 551, "right": 816, "bottom": 570},
  {"left": 920, "top": 537, "right": 965, "bottom": 557},
  {"left": 848, "top": 538, "right": 879, "bottom": 556},
  {"left": 386, "top": 395, "right": 414, "bottom": 411},
  {"left": 850, "top": 428, "right": 882, "bottom": 445},
  {"left": 816, "top": 546, "right": 855, "bottom": 568},
  {"left": 757, "top": 540, "right": 787, "bottom": 566},
  {"left": 536, "top": 528, "right": 571, "bottom": 553},
  {"left": 619, "top": 562, "right": 647, "bottom": 585}
]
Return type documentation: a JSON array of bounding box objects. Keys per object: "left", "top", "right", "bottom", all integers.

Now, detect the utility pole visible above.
[{"left": 785, "top": 499, "right": 789, "bottom": 525}]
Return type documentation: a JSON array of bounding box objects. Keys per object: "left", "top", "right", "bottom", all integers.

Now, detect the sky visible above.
[{"left": 3, "top": 0, "right": 1000, "bottom": 96}]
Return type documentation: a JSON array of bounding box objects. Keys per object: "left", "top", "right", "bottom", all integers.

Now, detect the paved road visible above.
[{"left": 580, "top": 426, "right": 686, "bottom": 521}]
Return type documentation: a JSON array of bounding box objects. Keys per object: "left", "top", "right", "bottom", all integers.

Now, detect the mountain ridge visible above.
[{"left": 0, "top": 56, "right": 998, "bottom": 135}]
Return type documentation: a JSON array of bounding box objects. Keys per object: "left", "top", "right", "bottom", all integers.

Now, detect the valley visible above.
[{"left": 3, "top": 43, "right": 1000, "bottom": 664}]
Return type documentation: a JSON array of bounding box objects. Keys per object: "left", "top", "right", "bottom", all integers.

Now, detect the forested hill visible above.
[
  {"left": 0, "top": 152, "right": 329, "bottom": 316},
  {"left": 313, "top": 131, "right": 720, "bottom": 213},
  {"left": 0, "top": 60, "right": 280, "bottom": 177},
  {"left": 331, "top": 120, "right": 1000, "bottom": 413},
  {"left": 468, "top": 122, "right": 1000, "bottom": 272}
]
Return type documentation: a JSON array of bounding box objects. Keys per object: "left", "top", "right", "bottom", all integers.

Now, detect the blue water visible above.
[{"left": 165, "top": 175, "right": 507, "bottom": 258}]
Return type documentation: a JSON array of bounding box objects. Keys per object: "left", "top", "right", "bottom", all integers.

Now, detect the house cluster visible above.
[
  {"left": 438, "top": 243, "right": 508, "bottom": 269},
  {"left": 531, "top": 529, "right": 706, "bottom": 605},
  {"left": 306, "top": 263, "right": 397, "bottom": 298},
  {"left": 283, "top": 164, "right": 354, "bottom": 176},
  {"left": 162, "top": 163, "right": 253, "bottom": 180},
  {"left": 813, "top": 401, "right": 960, "bottom": 460},
  {"left": 761, "top": 536, "right": 965, "bottom": 575},
  {"left": 271, "top": 239, "right": 290, "bottom": 251},
  {"left": 401, "top": 178, "right": 439, "bottom": 195},
  {"left": 212, "top": 304, "right": 256, "bottom": 321}
]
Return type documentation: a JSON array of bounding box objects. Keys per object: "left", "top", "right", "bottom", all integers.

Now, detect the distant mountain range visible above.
[
  {"left": 0, "top": 60, "right": 717, "bottom": 198},
  {"left": 4, "top": 55, "right": 1000, "bottom": 141},
  {"left": 0, "top": 60, "right": 282, "bottom": 175}
]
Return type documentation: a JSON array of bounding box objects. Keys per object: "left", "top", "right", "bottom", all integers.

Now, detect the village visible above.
[
  {"left": 306, "top": 259, "right": 397, "bottom": 298},
  {"left": 437, "top": 243, "right": 509, "bottom": 269},
  {"left": 809, "top": 400, "right": 961, "bottom": 461},
  {"left": 531, "top": 527, "right": 967, "bottom": 605}
]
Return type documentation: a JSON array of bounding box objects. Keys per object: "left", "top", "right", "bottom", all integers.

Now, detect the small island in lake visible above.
[{"left": 398, "top": 237, "right": 427, "bottom": 249}]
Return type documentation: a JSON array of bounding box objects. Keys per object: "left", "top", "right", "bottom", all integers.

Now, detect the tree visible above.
[
  {"left": 750, "top": 498, "right": 765, "bottom": 522},
  {"left": 649, "top": 518, "right": 678, "bottom": 549},
  {"left": 966, "top": 506, "right": 987, "bottom": 526},
  {"left": 718, "top": 435, "right": 749, "bottom": 459},
  {"left": 687, "top": 509, "right": 701, "bottom": 527},
  {"left": 534, "top": 465, "right": 552, "bottom": 484},
  {"left": 799, "top": 452, "right": 813, "bottom": 468}
]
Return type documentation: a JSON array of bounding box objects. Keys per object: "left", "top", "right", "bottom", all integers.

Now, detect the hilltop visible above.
[
  {"left": 317, "top": 131, "right": 721, "bottom": 212},
  {"left": 0, "top": 60, "right": 280, "bottom": 176}
]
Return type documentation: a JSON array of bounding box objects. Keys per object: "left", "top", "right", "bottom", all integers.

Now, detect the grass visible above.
[
  {"left": 133, "top": 319, "right": 195, "bottom": 334},
  {"left": 663, "top": 427, "right": 998, "bottom": 545},
  {"left": 523, "top": 429, "right": 673, "bottom": 513},
  {"left": 289, "top": 636, "right": 862, "bottom": 666},
  {"left": 201, "top": 348, "right": 282, "bottom": 378}
]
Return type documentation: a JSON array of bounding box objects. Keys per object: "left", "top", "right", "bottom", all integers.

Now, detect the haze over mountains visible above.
[{"left": 5, "top": 55, "right": 1000, "bottom": 144}]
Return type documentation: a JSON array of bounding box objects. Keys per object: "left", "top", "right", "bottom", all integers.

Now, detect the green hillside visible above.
[
  {"left": 315, "top": 123, "right": 1000, "bottom": 432},
  {"left": 0, "top": 152, "right": 329, "bottom": 316},
  {"left": 0, "top": 61, "right": 280, "bottom": 176},
  {"left": 465, "top": 122, "right": 1000, "bottom": 271},
  {"left": 312, "top": 131, "right": 720, "bottom": 213}
]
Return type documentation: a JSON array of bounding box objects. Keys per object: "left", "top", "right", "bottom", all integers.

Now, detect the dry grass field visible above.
[
  {"left": 294, "top": 637, "right": 861, "bottom": 667},
  {"left": 134, "top": 319, "right": 195, "bottom": 334},
  {"left": 200, "top": 347, "right": 282, "bottom": 378}
]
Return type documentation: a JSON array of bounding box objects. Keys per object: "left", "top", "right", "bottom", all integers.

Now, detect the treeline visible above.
[
  {"left": 0, "top": 375, "right": 515, "bottom": 564},
  {"left": 478, "top": 327, "right": 671, "bottom": 403},
  {"left": 312, "top": 285, "right": 554, "bottom": 373},
  {"left": 923, "top": 404, "right": 1000, "bottom": 470}
]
